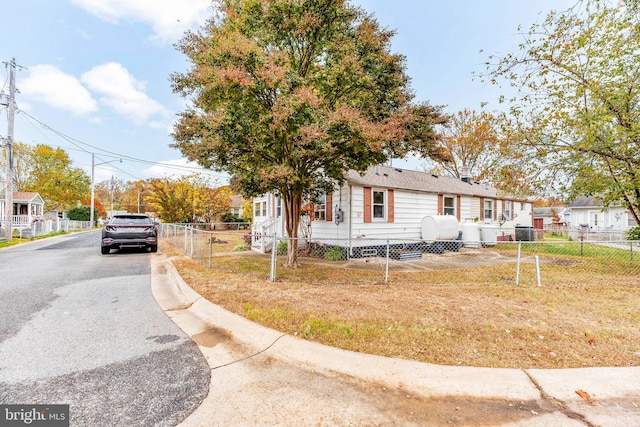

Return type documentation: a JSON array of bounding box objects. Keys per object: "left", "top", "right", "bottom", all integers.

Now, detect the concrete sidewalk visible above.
[{"left": 151, "top": 253, "right": 640, "bottom": 426}]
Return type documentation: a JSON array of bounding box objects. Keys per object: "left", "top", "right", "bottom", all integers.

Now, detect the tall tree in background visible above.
[
  {"left": 171, "top": 0, "right": 446, "bottom": 267},
  {"left": 121, "top": 180, "right": 152, "bottom": 214},
  {"left": 487, "top": 1, "right": 640, "bottom": 224},
  {"left": 94, "top": 177, "right": 127, "bottom": 214},
  {"left": 145, "top": 173, "right": 231, "bottom": 223},
  {"left": 22, "top": 145, "right": 90, "bottom": 213},
  {"left": 422, "top": 109, "right": 532, "bottom": 197},
  {"left": 0, "top": 142, "right": 33, "bottom": 191}
]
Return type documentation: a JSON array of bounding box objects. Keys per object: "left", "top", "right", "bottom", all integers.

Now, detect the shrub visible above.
[
  {"left": 627, "top": 226, "right": 640, "bottom": 241},
  {"left": 277, "top": 240, "right": 288, "bottom": 255},
  {"left": 232, "top": 244, "right": 250, "bottom": 251},
  {"left": 67, "top": 206, "right": 91, "bottom": 221},
  {"left": 221, "top": 212, "right": 239, "bottom": 223},
  {"left": 325, "top": 247, "right": 346, "bottom": 261}
]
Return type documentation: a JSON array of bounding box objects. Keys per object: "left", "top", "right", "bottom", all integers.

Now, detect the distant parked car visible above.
[{"left": 101, "top": 213, "right": 158, "bottom": 254}]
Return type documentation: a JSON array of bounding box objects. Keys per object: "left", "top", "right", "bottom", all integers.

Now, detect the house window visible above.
[
  {"left": 504, "top": 201, "right": 512, "bottom": 220},
  {"left": 254, "top": 201, "right": 267, "bottom": 218},
  {"left": 314, "top": 194, "right": 326, "bottom": 220},
  {"left": 484, "top": 200, "right": 494, "bottom": 220},
  {"left": 276, "top": 197, "right": 281, "bottom": 218},
  {"left": 520, "top": 202, "right": 526, "bottom": 211},
  {"left": 443, "top": 196, "right": 455, "bottom": 216},
  {"left": 373, "top": 190, "right": 385, "bottom": 219}
]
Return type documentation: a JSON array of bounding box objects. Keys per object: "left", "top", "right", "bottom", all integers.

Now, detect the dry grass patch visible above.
[{"left": 164, "top": 242, "right": 640, "bottom": 369}]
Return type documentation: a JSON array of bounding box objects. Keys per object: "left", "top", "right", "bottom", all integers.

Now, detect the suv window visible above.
[{"left": 111, "top": 216, "right": 152, "bottom": 225}]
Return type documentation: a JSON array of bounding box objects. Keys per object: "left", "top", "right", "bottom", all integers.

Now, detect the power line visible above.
[{"left": 16, "top": 110, "right": 229, "bottom": 180}]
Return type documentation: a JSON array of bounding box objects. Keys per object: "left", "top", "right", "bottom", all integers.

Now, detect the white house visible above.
[
  {"left": 0, "top": 189, "right": 46, "bottom": 231},
  {"left": 566, "top": 196, "right": 637, "bottom": 231},
  {"left": 252, "top": 165, "right": 533, "bottom": 253}
]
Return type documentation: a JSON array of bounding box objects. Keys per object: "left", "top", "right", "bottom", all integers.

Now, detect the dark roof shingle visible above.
[{"left": 344, "top": 165, "right": 498, "bottom": 198}]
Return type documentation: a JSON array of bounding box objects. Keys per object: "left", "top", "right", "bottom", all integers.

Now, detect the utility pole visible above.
[
  {"left": 90, "top": 153, "right": 95, "bottom": 227},
  {"left": 2, "top": 58, "right": 16, "bottom": 241}
]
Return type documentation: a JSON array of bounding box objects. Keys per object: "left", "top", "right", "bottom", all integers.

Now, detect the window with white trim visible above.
[
  {"left": 503, "top": 201, "right": 512, "bottom": 220},
  {"left": 484, "top": 199, "right": 494, "bottom": 220},
  {"left": 254, "top": 201, "right": 267, "bottom": 218},
  {"left": 314, "top": 194, "right": 326, "bottom": 220},
  {"left": 373, "top": 190, "right": 385, "bottom": 219},
  {"left": 443, "top": 196, "right": 455, "bottom": 216}
]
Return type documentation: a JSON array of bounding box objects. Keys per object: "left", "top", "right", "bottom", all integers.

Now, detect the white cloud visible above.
[
  {"left": 71, "top": 0, "right": 212, "bottom": 43},
  {"left": 18, "top": 65, "right": 98, "bottom": 116},
  {"left": 81, "top": 62, "right": 170, "bottom": 125}
]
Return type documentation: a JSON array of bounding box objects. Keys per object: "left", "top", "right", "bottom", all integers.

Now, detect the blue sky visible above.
[{"left": 0, "top": 0, "right": 575, "bottom": 185}]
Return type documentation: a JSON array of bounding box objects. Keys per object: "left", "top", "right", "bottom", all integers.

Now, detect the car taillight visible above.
[{"left": 106, "top": 226, "right": 115, "bottom": 231}]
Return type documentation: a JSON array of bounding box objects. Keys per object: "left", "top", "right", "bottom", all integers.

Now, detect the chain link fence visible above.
[{"left": 159, "top": 223, "right": 640, "bottom": 286}]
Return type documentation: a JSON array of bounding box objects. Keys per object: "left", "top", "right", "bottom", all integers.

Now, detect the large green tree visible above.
[
  {"left": 18, "top": 144, "right": 90, "bottom": 213},
  {"left": 171, "top": 0, "right": 446, "bottom": 267},
  {"left": 487, "top": 0, "right": 640, "bottom": 223}
]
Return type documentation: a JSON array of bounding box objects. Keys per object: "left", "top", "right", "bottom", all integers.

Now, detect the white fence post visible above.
[
  {"left": 208, "top": 231, "right": 213, "bottom": 269},
  {"left": 269, "top": 232, "right": 277, "bottom": 282},
  {"left": 385, "top": 239, "right": 390, "bottom": 283},
  {"left": 515, "top": 243, "right": 521, "bottom": 286}
]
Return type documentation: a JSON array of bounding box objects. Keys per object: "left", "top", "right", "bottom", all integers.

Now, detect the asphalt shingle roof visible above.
[{"left": 344, "top": 165, "right": 499, "bottom": 198}]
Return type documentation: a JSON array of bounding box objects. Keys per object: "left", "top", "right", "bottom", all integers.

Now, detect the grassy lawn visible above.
[
  {"left": 0, "top": 231, "right": 70, "bottom": 248},
  {"left": 162, "top": 241, "right": 640, "bottom": 369}
]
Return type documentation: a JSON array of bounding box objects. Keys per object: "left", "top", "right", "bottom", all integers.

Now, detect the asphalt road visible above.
[{"left": 0, "top": 231, "right": 209, "bottom": 426}]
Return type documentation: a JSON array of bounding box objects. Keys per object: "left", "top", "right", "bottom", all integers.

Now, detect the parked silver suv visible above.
[{"left": 101, "top": 213, "right": 158, "bottom": 254}]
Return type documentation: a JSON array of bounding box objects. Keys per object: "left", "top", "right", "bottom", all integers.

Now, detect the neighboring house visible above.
[
  {"left": 229, "top": 194, "right": 246, "bottom": 219},
  {"left": 0, "top": 189, "right": 46, "bottom": 230},
  {"left": 533, "top": 207, "right": 568, "bottom": 229},
  {"left": 566, "top": 196, "right": 637, "bottom": 231},
  {"left": 252, "top": 165, "right": 533, "bottom": 252}
]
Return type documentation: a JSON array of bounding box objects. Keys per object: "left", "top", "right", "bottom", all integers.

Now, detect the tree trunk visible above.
[{"left": 283, "top": 190, "right": 303, "bottom": 268}]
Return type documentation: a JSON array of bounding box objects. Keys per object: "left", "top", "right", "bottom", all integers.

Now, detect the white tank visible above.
[
  {"left": 480, "top": 224, "right": 498, "bottom": 247},
  {"left": 460, "top": 220, "right": 481, "bottom": 248},
  {"left": 421, "top": 215, "right": 459, "bottom": 242}
]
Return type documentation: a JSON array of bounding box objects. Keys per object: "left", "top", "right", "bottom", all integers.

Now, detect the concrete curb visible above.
[{"left": 151, "top": 253, "right": 640, "bottom": 426}]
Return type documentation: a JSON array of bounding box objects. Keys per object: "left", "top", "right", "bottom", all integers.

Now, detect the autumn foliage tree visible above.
[
  {"left": 487, "top": 1, "right": 640, "bottom": 223},
  {"left": 19, "top": 144, "right": 90, "bottom": 213},
  {"left": 145, "top": 174, "right": 231, "bottom": 223},
  {"left": 423, "top": 109, "right": 533, "bottom": 197},
  {"left": 171, "top": 0, "right": 446, "bottom": 267}
]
